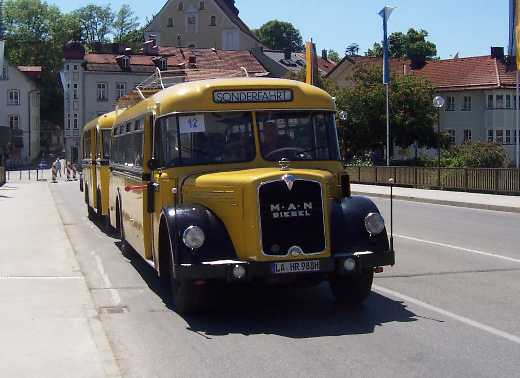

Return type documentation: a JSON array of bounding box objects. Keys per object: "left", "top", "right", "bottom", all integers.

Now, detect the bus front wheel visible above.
[
  {"left": 329, "top": 270, "right": 374, "bottom": 307},
  {"left": 159, "top": 224, "right": 199, "bottom": 315}
]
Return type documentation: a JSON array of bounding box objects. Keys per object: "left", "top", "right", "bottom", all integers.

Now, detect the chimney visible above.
[
  {"left": 322, "top": 49, "right": 328, "bottom": 61},
  {"left": 124, "top": 47, "right": 132, "bottom": 55},
  {"left": 284, "top": 49, "right": 292, "bottom": 60},
  {"left": 491, "top": 46, "right": 504, "bottom": 60},
  {"left": 143, "top": 40, "right": 154, "bottom": 55}
]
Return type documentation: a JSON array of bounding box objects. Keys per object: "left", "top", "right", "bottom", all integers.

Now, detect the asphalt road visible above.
[{"left": 51, "top": 182, "right": 520, "bottom": 378}]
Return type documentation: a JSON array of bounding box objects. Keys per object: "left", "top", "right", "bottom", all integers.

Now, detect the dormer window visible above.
[
  {"left": 153, "top": 57, "right": 168, "bottom": 71},
  {"left": 178, "top": 2, "right": 183, "bottom": 11},
  {"left": 199, "top": 1, "right": 205, "bottom": 10},
  {"left": 167, "top": 17, "right": 174, "bottom": 27},
  {"left": 116, "top": 55, "right": 130, "bottom": 70}
]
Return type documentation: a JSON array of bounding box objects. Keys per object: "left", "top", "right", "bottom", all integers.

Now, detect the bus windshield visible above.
[
  {"left": 156, "top": 112, "right": 255, "bottom": 166},
  {"left": 258, "top": 111, "right": 341, "bottom": 161}
]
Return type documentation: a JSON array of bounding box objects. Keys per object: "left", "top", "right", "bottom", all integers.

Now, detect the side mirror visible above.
[{"left": 147, "top": 158, "right": 159, "bottom": 170}]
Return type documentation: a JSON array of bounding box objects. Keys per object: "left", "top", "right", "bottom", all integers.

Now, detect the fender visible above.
[
  {"left": 160, "top": 203, "right": 238, "bottom": 265},
  {"left": 330, "top": 195, "right": 390, "bottom": 256}
]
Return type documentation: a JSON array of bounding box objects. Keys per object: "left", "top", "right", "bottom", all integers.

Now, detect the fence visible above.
[
  {"left": 345, "top": 166, "right": 520, "bottom": 195},
  {"left": 4, "top": 169, "right": 50, "bottom": 182}
]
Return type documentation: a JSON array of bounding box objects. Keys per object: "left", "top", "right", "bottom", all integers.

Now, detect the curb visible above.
[{"left": 352, "top": 191, "right": 520, "bottom": 214}]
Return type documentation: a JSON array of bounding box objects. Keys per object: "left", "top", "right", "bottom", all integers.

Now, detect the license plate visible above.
[{"left": 271, "top": 260, "right": 320, "bottom": 274}]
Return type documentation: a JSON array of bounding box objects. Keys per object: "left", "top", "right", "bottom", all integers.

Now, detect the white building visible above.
[
  {"left": 326, "top": 47, "right": 520, "bottom": 163},
  {"left": 60, "top": 41, "right": 267, "bottom": 162},
  {"left": 0, "top": 59, "right": 41, "bottom": 165},
  {"left": 144, "top": 0, "right": 263, "bottom": 50}
]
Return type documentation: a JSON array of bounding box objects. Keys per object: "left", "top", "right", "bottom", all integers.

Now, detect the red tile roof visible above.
[
  {"left": 17, "top": 66, "right": 42, "bottom": 80},
  {"left": 83, "top": 48, "right": 268, "bottom": 77},
  {"left": 327, "top": 55, "right": 518, "bottom": 91}
]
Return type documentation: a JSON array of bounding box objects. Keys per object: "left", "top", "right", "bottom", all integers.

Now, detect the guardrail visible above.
[
  {"left": 4, "top": 169, "right": 49, "bottom": 182},
  {"left": 345, "top": 166, "right": 520, "bottom": 195}
]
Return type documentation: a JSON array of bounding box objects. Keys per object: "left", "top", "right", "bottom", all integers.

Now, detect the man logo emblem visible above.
[
  {"left": 288, "top": 245, "right": 304, "bottom": 256},
  {"left": 282, "top": 174, "right": 296, "bottom": 191}
]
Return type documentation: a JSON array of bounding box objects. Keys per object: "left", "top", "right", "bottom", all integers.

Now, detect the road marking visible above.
[
  {"left": 91, "top": 250, "right": 122, "bottom": 306},
  {"left": 0, "top": 276, "right": 83, "bottom": 280},
  {"left": 395, "top": 234, "right": 520, "bottom": 264},
  {"left": 373, "top": 284, "right": 520, "bottom": 345}
]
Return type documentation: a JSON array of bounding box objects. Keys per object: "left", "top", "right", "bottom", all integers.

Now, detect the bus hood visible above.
[{"left": 182, "top": 168, "right": 335, "bottom": 262}]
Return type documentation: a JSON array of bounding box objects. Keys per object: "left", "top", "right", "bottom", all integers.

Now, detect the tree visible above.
[
  {"left": 442, "top": 143, "right": 508, "bottom": 168},
  {"left": 113, "top": 4, "right": 139, "bottom": 44},
  {"left": 74, "top": 4, "right": 114, "bottom": 49},
  {"left": 327, "top": 49, "right": 341, "bottom": 63},
  {"left": 253, "top": 20, "right": 304, "bottom": 52},
  {"left": 3, "top": 0, "right": 79, "bottom": 125},
  {"left": 332, "top": 65, "right": 437, "bottom": 159},
  {"left": 365, "top": 28, "right": 437, "bottom": 66},
  {"left": 345, "top": 43, "right": 359, "bottom": 56}
]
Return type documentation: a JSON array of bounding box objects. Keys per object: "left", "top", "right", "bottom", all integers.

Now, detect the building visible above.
[
  {"left": 326, "top": 47, "right": 520, "bottom": 163},
  {"left": 60, "top": 41, "right": 267, "bottom": 162},
  {"left": 251, "top": 48, "right": 337, "bottom": 78},
  {"left": 0, "top": 60, "right": 41, "bottom": 166},
  {"left": 144, "top": 0, "right": 263, "bottom": 50}
]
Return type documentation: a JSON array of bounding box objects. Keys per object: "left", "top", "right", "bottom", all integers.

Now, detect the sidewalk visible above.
[
  {"left": 0, "top": 182, "right": 120, "bottom": 377},
  {"left": 351, "top": 184, "right": 520, "bottom": 213}
]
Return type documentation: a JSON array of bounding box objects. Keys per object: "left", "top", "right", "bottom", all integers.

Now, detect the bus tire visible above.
[
  {"left": 158, "top": 222, "right": 199, "bottom": 315},
  {"left": 329, "top": 270, "right": 374, "bottom": 307}
]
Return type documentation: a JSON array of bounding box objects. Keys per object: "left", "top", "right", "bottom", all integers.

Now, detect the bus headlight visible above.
[
  {"left": 182, "top": 226, "right": 205, "bottom": 249},
  {"left": 364, "top": 213, "right": 385, "bottom": 235}
]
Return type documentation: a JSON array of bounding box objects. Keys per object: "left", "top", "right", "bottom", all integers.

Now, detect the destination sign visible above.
[{"left": 213, "top": 89, "right": 293, "bottom": 104}]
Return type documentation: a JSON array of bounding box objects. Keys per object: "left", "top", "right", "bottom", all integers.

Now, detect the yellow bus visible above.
[
  {"left": 81, "top": 111, "right": 117, "bottom": 227},
  {"left": 107, "top": 77, "right": 394, "bottom": 314}
]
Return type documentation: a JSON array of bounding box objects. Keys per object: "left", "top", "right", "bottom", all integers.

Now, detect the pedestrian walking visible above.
[{"left": 55, "top": 158, "right": 62, "bottom": 178}]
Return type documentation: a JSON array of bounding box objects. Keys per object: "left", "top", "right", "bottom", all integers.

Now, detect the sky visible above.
[{"left": 51, "top": 0, "right": 509, "bottom": 59}]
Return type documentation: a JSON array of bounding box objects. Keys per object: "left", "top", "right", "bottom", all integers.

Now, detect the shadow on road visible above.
[{"left": 116, "top": 241, "right": 418, "bottom": 338}]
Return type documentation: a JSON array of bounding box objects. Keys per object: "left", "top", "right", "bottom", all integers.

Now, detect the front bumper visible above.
[{"left": 175, "top": 250, "right": 395, "bottom": 282}]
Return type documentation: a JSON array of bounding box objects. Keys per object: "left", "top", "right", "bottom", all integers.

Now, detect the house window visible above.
[
  {"left": 210, "top": 16, "right": 216, "bottom": 26},
  {"left": 186, "top": 15, "right": 198, "bottom": 33},
  {"left": 116, "top": 82, "right": 127, "bottom": 99},
  {"left": 0, "top": 65, "right": 7, "bottom": 80},
  {"left": 73, "top": 65, "right": 78, "bottom": 71},
  {"left": 178, "top": 2, "right": 183, "bottom": 11},
  {"left": 463, "top": 129, "right": 472, "bottom": 142},
  {"left": 496, "top": 129, "right": 504, "bottom": 144},
  {"left": 462, "top": 96, "right": 472, "bottom": 111},
  {"left": 66, "top": 64, "right": 70, "bottom": 71},
  {"left": 445, "top": 96, "right": 455, "bottom": 111},
  {"left": 73, "top": 84, "right": 78, "bottom": 100},
  {"left": 496, "top": 95, "right": 504, "bottom": 108},
  {"left": 67, "top": 114, "right": 71, "bottom": 130},
  {"left": 8, "top": 89, "right": 20, "bottom": 105},
  {"left": 506, "top": 95, "right": 512, "bottom": 109},
  {"left": 446, "top": 129, "right": 456, "bottom": 144},
  {"left": 8, "top": 114, "right": 19, "bottom": 129},
  {"left": 167, "top": 17, "right": 174, "bottom": 27},
  {"left": 73, "top": 101, "right": 79, "bottom": 111},
  {"left": 97, "top": 83, "right": 108, "bottom": 102},
  {"left": 200, "top": 1, "right": 205, "bottom": 10},
  {"left": 73, "top": 114, "right": 79, "bottom": 129},
  {"left": 487, "top": 95, "right": 494, "bottom": 109},
  {"left": 487, "top": 129, "right": 494, "bottom": 142},
  {"left": 506, "top": 130, "right": 511, "bottom": 144}
]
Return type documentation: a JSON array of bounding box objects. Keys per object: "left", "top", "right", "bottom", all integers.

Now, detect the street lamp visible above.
[{"left": 433, "top": 96, "right": 445, "bottom": 186}]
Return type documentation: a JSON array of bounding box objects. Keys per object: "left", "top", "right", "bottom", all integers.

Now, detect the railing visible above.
[
  {"left": 345, "top": 166, "right": 520, "bottom": 195},
  {"left": 4, "top": 169, "right": 49, "bottom": 182}
]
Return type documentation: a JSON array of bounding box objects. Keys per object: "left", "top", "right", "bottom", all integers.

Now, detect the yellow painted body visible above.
[
  {"left": 82, "top": 111, "right": 118, "bottom": 214},
  {"left": 106, "top": 77, "right": 346, "bottom": 269}
]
